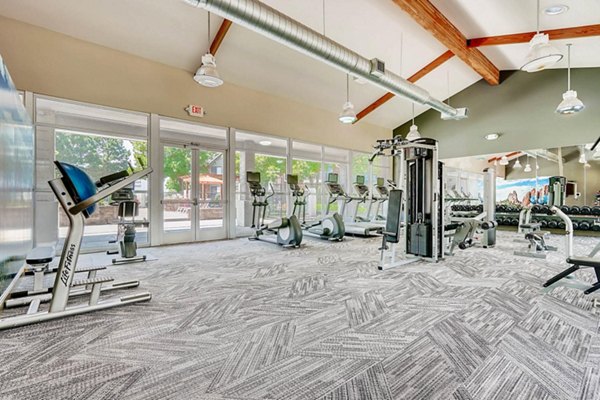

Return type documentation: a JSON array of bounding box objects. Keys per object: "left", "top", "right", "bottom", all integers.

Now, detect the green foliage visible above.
[
  {"left": 292, "top": 159, "right": 321, "bottom": 184},
  {"left": 162, "top": 147, "right": 190, "bottom": 192},
  {"left": 255, "top": 154, "right": 286, "bottom": 184},
  {"left": 55, "top": 131, "right": 130, "bottom": 179}
]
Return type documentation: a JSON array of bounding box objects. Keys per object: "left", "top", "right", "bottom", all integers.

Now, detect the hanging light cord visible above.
[
  {"left": 536, "top": 0, "right": 540, "bottom": 33},
  {"left": 412, "top": 103, "right": 415, "bottom": 125},
  {"left": 207, "top": 12, "right": 211, "bottom": 52},
  {"left": 567, "top": 43, "right": 571, "bottom": 91},
  {"left": 399, "top": 32, "right": 403, "bottom": 76},
  {"left": 447, "top": 69, "right": 451, "bottom": 107},
  {"left": 346, "top": 74, "right": 350, "bottom": 103},
  {"left": 322, "top": 0, "right": 326, "bottom": 36}
]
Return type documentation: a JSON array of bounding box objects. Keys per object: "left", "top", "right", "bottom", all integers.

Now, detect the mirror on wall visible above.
[{"left": 442, "top": 142, "right": 600, "bottom": 234}]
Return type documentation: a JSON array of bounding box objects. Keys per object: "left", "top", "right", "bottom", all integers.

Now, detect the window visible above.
[
  {"left": 55, "top": 129, "right": 149, "bottom": 250},
  {"left": 235, "top": 131, "right": 288, "bottom": 236},
  {"left": 35, "top": 97, "right": 149, "bottom": 252}
]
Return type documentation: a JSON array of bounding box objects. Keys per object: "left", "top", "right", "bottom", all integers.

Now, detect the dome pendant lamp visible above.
[
  {"left": 513, "top": 158, "right": 522, "bottom": 169},
  {"left": 556, "top": 44, "right": 585, "bottom": 114},
  {"left": 194, "top": 12, "right": 224, "bottom": 87},
  {"left": 406, "top": 103, "right": 421, "bottom": 141},
  {"left": 499, "top": 155, "right": 509, "bottom": 166},
  {"left": 339, "top": 74, "right": 357, "bottom": 124},
  {"left": 521, "top": 0, "right": 563, "bottom": 72},
  {"left": 524, "top": 155, "right": 532, "bottom": 172}
]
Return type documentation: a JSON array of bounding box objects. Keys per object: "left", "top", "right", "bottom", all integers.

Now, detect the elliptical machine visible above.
[
  {"left": 107, "top": 186, "right": 148, "bottom": 264},
  {"left": 247, "top": 171, "right": 303, "bottom": 247},
  {"left": 287, "top": 174, "right": 344, "bottom": 241}
]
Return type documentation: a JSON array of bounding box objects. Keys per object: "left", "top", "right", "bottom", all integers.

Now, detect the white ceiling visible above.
[{"left": 0, "top": 0, "right": 598, "bottom": 130}]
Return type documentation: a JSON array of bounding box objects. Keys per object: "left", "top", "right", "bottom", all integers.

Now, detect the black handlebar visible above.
[{"left": 96, "top": 170, "right": 129, "bottom": 187}]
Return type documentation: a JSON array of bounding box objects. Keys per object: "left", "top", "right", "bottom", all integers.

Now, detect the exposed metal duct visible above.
[{"left": 183, "top": 0, "right": 467, "bottom": 120}]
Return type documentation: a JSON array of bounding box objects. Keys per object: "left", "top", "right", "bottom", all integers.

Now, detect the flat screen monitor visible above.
[
  {"left": 246, "top": 171, "right": 261, "bottom": 183},
  {"left": 287, "top": 174, "right": 298, "bottom": 185}
]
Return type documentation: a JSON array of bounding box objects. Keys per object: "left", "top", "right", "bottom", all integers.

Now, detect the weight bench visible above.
[
  {"left": 543, "top": 256, "right": 600, "bottom": 296},
  {"left": 542, "top": 238, "right": 600, "bottom": 305}
]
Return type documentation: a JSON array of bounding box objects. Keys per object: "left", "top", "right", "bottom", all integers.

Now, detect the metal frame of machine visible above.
[{"left": 372, "top": 137, "right": 444, "bottom": 270}]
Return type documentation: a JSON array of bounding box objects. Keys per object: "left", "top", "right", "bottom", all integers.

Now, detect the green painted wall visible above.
[{"left": 394, "top": 68, "right": 600, "bottom": 159}]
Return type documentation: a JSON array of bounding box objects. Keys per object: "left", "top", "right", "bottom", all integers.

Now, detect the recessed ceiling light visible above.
[
  {"left": 544, "top": 5, "right": 569, "bottom": 15},
  {"left": 259, "top": 140, "right": 272, "bottom": 146},
  {"left": 484, "top": 133, "right": 500, "bottom": 141}
]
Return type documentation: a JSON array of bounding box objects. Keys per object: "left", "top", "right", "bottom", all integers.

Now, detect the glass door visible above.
[
  {"left": 196, "top": 149, "right": 226, "bottom": 240},
  {"left": 161, "top": 143, "right": 227, "bottom": 244}
]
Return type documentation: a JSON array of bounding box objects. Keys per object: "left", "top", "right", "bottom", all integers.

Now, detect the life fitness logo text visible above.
[{"left": 60, "top": 244, "right": 76, "bottom": 286}]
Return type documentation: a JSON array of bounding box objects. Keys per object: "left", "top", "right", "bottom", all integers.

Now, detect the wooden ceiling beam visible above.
[
  {"left": 392, "top": 0, "right": 500, "bottom": 85},
  {"left": 468, "top": 24, "right": 600, "bottom": 48},
  {"left": 209, "top": 19, "right": 233, "bottom": 55},
  {"left": 354, "top": 50, "right": 454, "bottom": 123}
]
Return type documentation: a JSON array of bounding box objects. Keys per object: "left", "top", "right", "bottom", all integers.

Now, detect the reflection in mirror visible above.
[{"left": 442, "top": 142, "right": 600, "bottom": 234}]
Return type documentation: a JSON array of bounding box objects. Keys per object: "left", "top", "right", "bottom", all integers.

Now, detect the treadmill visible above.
[
  {"left": 325, "top": 173, "right": 382, "bottom": 237},
  {"left": 366, "top": 177, "right": 389, "bottom": 227}
]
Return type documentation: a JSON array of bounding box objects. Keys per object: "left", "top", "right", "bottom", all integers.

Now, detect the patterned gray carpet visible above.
[{"left": 1, "top": 231, "right": 600, "bottom": 400}]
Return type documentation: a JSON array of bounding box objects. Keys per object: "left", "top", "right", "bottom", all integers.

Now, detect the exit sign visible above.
[{"left": 185, "top": 104, "right": 205, "bottom": 118}]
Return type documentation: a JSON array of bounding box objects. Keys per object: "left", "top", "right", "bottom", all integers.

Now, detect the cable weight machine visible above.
[{"left": 372, "top": 137, "right": 445, "bottom": 270}]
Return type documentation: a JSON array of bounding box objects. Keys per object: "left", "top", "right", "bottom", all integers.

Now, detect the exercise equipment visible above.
[
  {"left": 352, "top": 175, "right": 374, "bottom": 223},
  {"left": 107, "top": 187, "right": 148, "bottom": 264},
  {"left": 247, "top": 171, "right": 303, "bottom": 247},
  {"left": 581, "top": 206, "right": 592, "bottom": 216},
  {"left": 372, "top": 137, "right": 444, "bottom": 269},
  {"left": 543, "top": 208, "right": 600, "bottom": 302},
  {"left": 0, "top": 161, "right": 152, "bottom": 330},
  {"left": 570, "top": 206, "right": 581, "bottom": 215},
  {"left": 548, "top": 176, "right": 567, "bottom": 206},
  {"left": 325, "top": 173, "right": 382, "bottom": 237},
  {"left": 514, "top": 231, "right": 557, "bottom": 259},
  {"left": 366, "top": 177, "right": 390, "bottom": 223},
  {"left": 287, "top": 174, "right": 344, "bottom": 241},
  {"left": 447, "top": 214, "right": 496, "bottom": 255}
]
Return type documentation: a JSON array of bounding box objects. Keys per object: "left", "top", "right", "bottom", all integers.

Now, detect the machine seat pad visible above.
[
  {"left": 445, "top": 223, "right": 462, "bottom": 231},
  {"left": 567, "top": 257, "right": 600, "bottom": 268},
  {"left": 26, "top": 246, "right": 55, "bottom": 265}
]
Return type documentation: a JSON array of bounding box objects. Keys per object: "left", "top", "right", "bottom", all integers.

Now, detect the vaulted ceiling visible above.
[{"left": 0, "top": 0, "right": 598, "bottom": 129}]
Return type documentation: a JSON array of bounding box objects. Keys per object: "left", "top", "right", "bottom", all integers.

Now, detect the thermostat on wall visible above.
[{"left": 185, "top": 104, "right": 205, "bottom": 118}]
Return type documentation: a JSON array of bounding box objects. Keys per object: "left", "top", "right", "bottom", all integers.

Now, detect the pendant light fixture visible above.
[
  {"left": 194, "top": 12, "right": 224, "bottom": 87},
  {"left": 556, "top": 44, "right": 585, "bottom": 114},
  {"left": 339, "top": 74, "right": 357, "bottom": 124},
  {"left": 406, "top": 103, "right": 421, "bottom": 141},
  {"left": 521, "top": 0, "right": 563, "bottom": 72},
  {"left": 499, "top": 155, "right": 509, "bottom": 166},
  {"left": 524, "top": 155, "right": 532, "bottom": 172},
  {"left": 513, "top": 158, "right": 522, "bottom": 169}
]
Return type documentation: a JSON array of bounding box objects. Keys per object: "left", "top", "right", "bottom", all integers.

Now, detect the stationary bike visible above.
[
  {"left": 287, "top": 174, "right": 344, "bottom": 241},
  {"left": 247, "top": 171, "right": 303, "bottom": 248}
]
